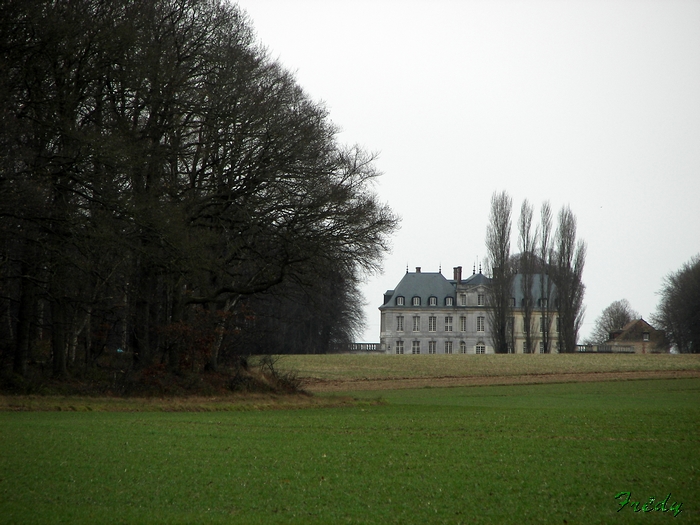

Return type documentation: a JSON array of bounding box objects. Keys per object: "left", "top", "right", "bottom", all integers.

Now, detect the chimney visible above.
[
  {"left": 453, "top": 266, "right": 462, "bottom": 283},
  {"left": 415, "top": 267, "right": 421, "bottom": 273}
]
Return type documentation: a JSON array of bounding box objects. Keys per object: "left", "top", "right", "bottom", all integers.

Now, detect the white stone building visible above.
[{"left": 379, "top": 266, "right": 561, "bottom": 354}]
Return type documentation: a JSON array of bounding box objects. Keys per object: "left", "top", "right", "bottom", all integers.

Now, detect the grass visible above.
[
  {"left": 276, "top": 353, "right": 700, "bottom": 381},
  {"left": 1, "top": 378, "right": 699, "bottom": 524},
  {"left": 0, "top": 392, "right": 365, "bottom": 412},
  {"left": 278, "top": 354, "right": 700, "bottom": 380}
]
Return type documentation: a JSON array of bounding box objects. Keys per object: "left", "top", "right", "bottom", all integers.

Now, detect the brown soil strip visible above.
[{"left": 303, "top": 369, "right": 700, "bottom": 392}]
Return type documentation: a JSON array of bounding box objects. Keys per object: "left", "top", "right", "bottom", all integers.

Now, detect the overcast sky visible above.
[{"left": 237, "top": 0, "right": 700, "bottom": 342}]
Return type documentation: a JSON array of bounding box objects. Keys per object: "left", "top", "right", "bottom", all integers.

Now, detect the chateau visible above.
[{"left": 379, "top": 266, "right": 560, "bottom": 354}]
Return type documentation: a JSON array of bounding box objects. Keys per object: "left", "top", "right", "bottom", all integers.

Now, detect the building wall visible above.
[{"left": 380, "top": 270, "right": 562, "bottom": 355}]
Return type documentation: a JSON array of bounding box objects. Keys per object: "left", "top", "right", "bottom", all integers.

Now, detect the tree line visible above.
[
  {"left": 485, "top": 191, "right": 586, "bottom": 353},
  {"left": 0, "top": 0, "right": 399, "bottom": 379}
]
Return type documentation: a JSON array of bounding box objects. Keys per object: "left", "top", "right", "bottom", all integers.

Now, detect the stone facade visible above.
[{"left": 607, "top": 318, "right": 668, "bottom": 354}]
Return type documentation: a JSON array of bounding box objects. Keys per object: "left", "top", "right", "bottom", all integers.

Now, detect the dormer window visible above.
[
  {"left": 429, "top": 296, "right": 437, "bottom": 306},
  {"left": 396, "top": 296, "right": 405, "bottom": 306},
  {"left": 412, "top": 296, "right": 421, "bottom": 306},
  {"left": 445, "top": 297, "right": 454, "bottom": 306}
]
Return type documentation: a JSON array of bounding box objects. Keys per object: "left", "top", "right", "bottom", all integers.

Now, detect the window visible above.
[
  {"left": 556, "top": 317, "right": 560, "bottom": 333},
  {"left": 539, "top": 342, "right": 545, "bottom": 353},
  {"left": 445, "top": 316, "right": 453, "bottom": 332},
  {"left": 522, "top": 341, "right": 528, "bottom": 353},
  {"left": 445, "top": 297, "right": 454, "bottom": 306},
  {"left": 396, "top": 316, "right": 404, "bottom": 332},
  {"left": 538, "top": 298, "right": 548, "bottom": 308},
  {"left": 412, "top": 341, "right": 420, "bottom": 354},
  {"left": 477, "top": 316, "right": 485, "bottom": 332},
  {"left": 396, "top": 296, "right": 405, "bottom": 306},
  {"left": 428, "top": 341, "right": 436, "bottom": 354},
  {"left": 428, "top": 316, "right": 437, "bottom": 332},
  {"left": 412, "top": 296, "right": 421, "bottom": 306},
  {"left": 412, "top": 316, "right": 420, "bottom": 332},
  {"left": 460, "top": 294, "right": 467, "bottom": 306},
  {"left": 508, "top": 317, "right": 515, "bottom": 334},
  {"left": 540, "top": 316, "right": 548, "bottom": 333},
  {"left": 444, "top": 341, "right": 453, "bottom": 354},
  {"left": 510, "top": 297, "right": 516, "bottom": 307},
  {"left": 429, "top": 296, "right": 437, "bottom": 306},
  {"left": 476, "top": 343, "right": 486, "bottom": 354},
  {"left": 555, "top": 341, "right": 561, "bottom": 352},
  {"left": 477, "top": 294, "right": 485, "bottom": 306},
  {"left": 460, "top": 316, "right": 467, "bottom": 332},
  {"left": 460, "top": 341, "right": 467, "bottom": 354},
  {"left": 643, "top": 332, "right": 650, "bottom": 342},
  {"left": 396, "top": 341, "right": 404, "bottom": 354}
]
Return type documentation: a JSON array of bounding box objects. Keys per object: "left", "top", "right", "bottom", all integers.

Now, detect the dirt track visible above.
[{"left": 304, "top": 369, "right": 700, "bottom": 392}]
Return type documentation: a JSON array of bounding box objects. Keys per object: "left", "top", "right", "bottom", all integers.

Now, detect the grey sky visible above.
[{"left": 237, "top": 0, "right": 700, "bottom": 342}]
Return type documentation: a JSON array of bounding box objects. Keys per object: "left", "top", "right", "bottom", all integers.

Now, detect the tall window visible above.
[
  {"left": 539, "top": 342, "right": 545, "bottom": 353},
  {"left": 428, "top": 316, "right": 437, "bottom": 332},
  {"left": 412, "top": 296, "right": 421, "bottom": 306},
  {"left": 444, "top": 316, "right": 453, "bottom": 331},
  {"left": 476, "top": 343, "right": 486, "bottom": 354},
  {"left": 460, "top": 316, "right": 467, "bottom": 332},
  {"left": 429, "top": 296, "right": 437, "bottom": 306},
  {"left": 428, "top": 341, "right": 436, "bottom": 354},
  {"left": 396, "top": 296, "right": 405, "bottom": 306},
  {"left": 556, "top": 317, "right": 560, "bottom": 333},
  {"left": 460, "top": 294, "right": 467, "bottom": 306},
  {"left": 508, "top": 317, "right": 515, "bottom": 334},
  {"left": 413, "top": 316, "right": 420, "bottom": 332},
  {"left": 444, "top": 341, "right": 453, "bottom": 354},
  {"left": 522, "top": 341, "right": 528, "bottom": 353},
  {"left": 396, "top": 341, "right": 404, "bottom": 354},
  {"left": 460, "top": 341, "right": 467, "bottom": 354},
  {"left": 477, "top": 294, "right": 485, "bottom": 306},
  {"left": 412, "top": 341, "right": 420, "bottom": 354},
  {"left": 396, "top": 316, "right": 404, "bottom": 332},
  {"left": 540, "top": 316, "right": 548, "bottom": 333},
  {"left": 477, "top": 316, "right": 485, "bottom": 332}
]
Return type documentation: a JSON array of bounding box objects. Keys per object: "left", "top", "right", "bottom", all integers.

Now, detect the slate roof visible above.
[
  {"left": 461, "top": 272, "right": 490, "bottom": 287},
  {"left": 380, "top": 271, "right": 455, "bottom": 308}
]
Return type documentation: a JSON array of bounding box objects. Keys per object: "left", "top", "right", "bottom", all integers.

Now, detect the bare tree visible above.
[
  {"left": 485, "top": 191, "right": 513, "bottom": 353},
  {"left": 0, "top": 0, "right": 399, "bottom": 381},
  {"left": 517, "top": 199, "right": 537, "bottom": 353},
  {"left": 587, "top": 299, "right": 640, "bottom": 344},
  {"left": 552, "top": 206, "right": 586, "bottom": 353},
  {"left": 537, "top": 201, "right": 555, "bottom": 353},
  {"left": 654, "top": 255, "right": 700, "bottom": 353}
]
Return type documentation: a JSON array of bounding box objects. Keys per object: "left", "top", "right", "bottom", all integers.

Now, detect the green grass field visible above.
[{"left": 1, "top": 376, "right": 698, "bottom": 524}]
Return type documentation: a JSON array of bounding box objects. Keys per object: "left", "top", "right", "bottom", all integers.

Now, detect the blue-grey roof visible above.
[
  {"left": 380, "top": 272, "right": 455, "bottom": 308},
  {"left": 461, "top": 272, "right": 490, "bottom": 287}
]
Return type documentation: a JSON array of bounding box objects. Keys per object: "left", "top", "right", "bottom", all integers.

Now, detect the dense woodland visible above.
[{"left": 0, "top": 0, "right": 399, "bottom": 385}]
